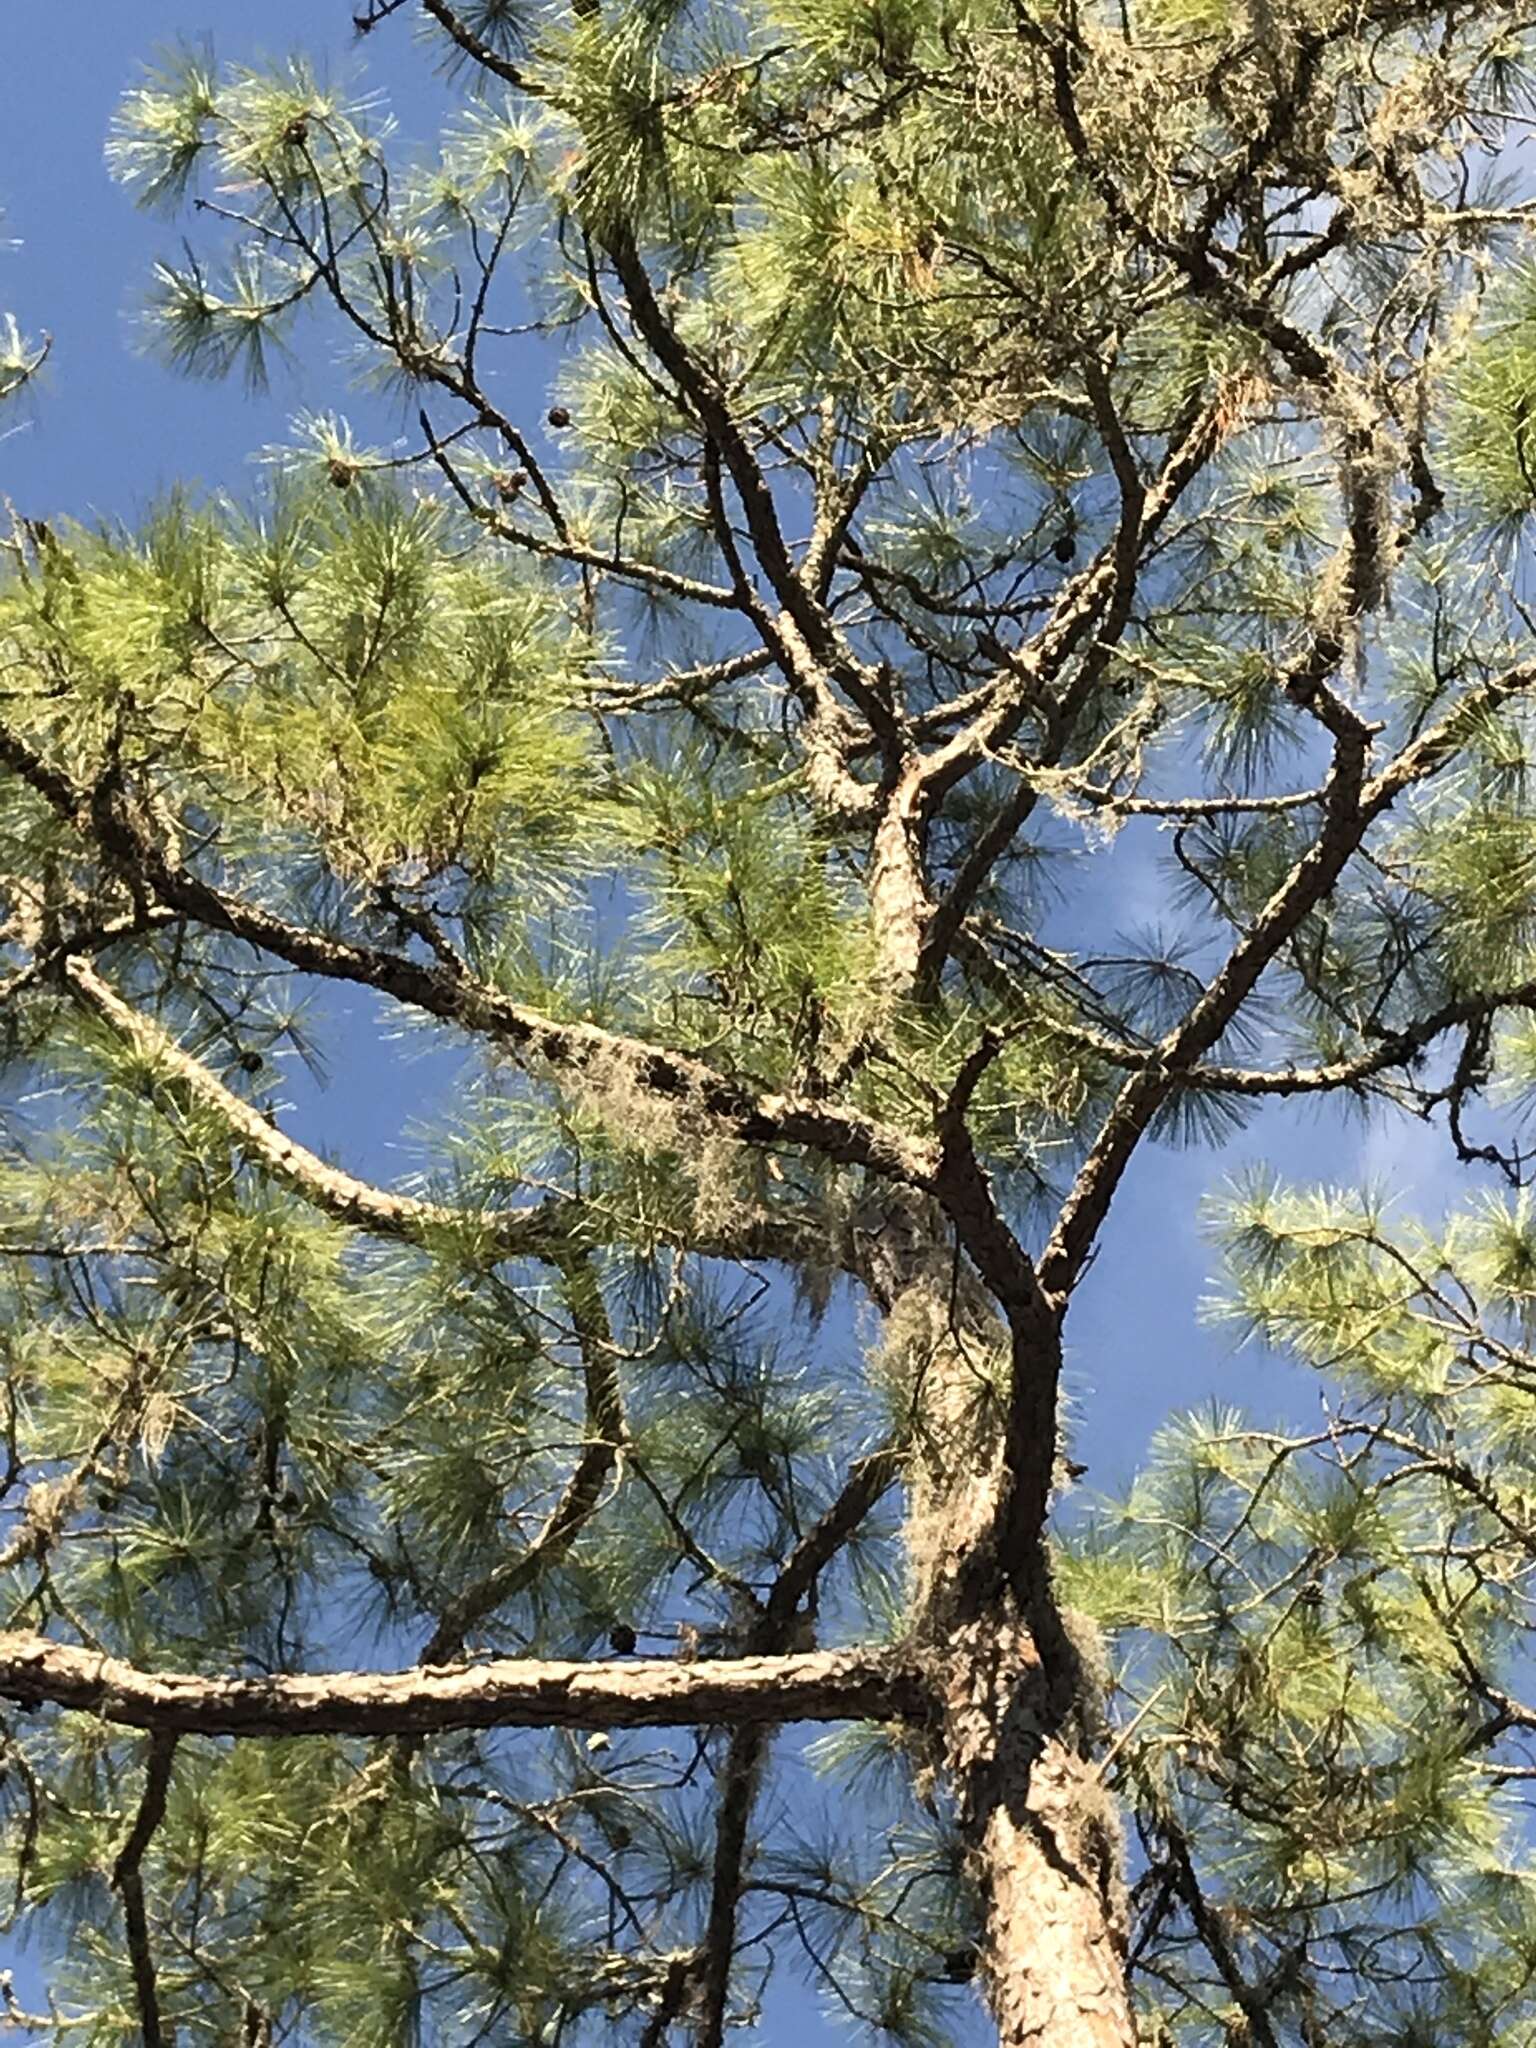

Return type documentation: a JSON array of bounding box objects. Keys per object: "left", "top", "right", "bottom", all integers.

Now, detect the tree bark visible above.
[
  {"left": 0, "top": 1635, "right": 922, "bottom": 1738},
  {"left": 938, "top": 1617, "right": 1135, "bottom": 2048},
  {"left": 866, "top": 1196, "right": 1139, "bottom": 2048}
]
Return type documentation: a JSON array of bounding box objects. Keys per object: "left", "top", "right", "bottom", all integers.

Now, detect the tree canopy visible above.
[{"left": 6, "top": 1, "right": 1536, "bottom": 2043}]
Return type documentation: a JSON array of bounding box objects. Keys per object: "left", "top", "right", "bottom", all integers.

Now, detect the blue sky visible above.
[{"left": 0, "top": 4, "right": 1497, "bottom": 2036}]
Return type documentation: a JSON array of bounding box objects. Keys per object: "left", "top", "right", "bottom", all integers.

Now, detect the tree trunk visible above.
[
  {"left": 861, "top": 1198, "right": 1138, "bottom": 2047},
  {"left": 938, "top": 1616, "right": 1135, "bottom": 2048}
]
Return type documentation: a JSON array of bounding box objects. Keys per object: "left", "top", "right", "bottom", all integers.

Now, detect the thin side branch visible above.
[
  {"left": 65, "top": 958, "right": 574, "bottom": 1258},
  {"left": 112, "top": 1731, "right": 178, "bottom": 2048}
]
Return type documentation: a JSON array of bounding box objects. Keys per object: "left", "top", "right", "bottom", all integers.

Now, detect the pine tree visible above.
[{"left": 7, "top": 0, "right": 1536, "bottom": 2040}]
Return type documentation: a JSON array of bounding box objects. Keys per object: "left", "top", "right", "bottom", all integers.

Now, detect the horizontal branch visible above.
[{"left": 0, "top": 1634, "right": 926, "bottom": 1738}]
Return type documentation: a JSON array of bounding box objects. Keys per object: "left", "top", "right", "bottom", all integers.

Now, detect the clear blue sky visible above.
[{"left": 0, "top": 5, "right": 1487, "bottom": 2035}]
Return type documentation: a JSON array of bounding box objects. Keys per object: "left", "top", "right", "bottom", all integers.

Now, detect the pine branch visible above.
[
  {"left": 420, "top": 411, "right": 745, "bottom": 611},
  {"left": 758, "top": 1446, "right": 903, "bottom": 1639},
  {"left": 1364, "top": 661, "right": 1536, "bottom": 809},
  {"left": 913, "top": 387, "right": 1231, "bottom": 991},
  {"left": 140, "top": 858, "right": 929, "bottom": 1177},
  {"left": 112, "top": 1731, "right": 178, "bottom": 2048},
  {"left": 65, "top": 957, "right": 576, "bottom": 1257},
  {"left": 418, "top": 0, "right": 530, "bottom": 90},
  {"left": 692, "top": 1724, "right": 767, "bottom": 2047},
  {"left": 0, "top": 1635, "right": 925, "bottom": 1736},
  {"left": 1159, "top": 1810, "right": 1281, "bottom": 2048},
  {"left": 685, "top": 1443, "right": 908, "bottom": 2042},
  {"left": 51, "top": 938, "right": 861, "bottom": 1288},
  {"left": 0, "top": 726, "right": 934, "bottom": 1186},
  {"left": 419, "top": 1246, "right": 624, "bottom": 1665},
  {"left": 1039, "top": 635, "right": 1369, "bottom": 1304},
  {"left": 601, "top": 230, "right": 872, "bottom": 719}
]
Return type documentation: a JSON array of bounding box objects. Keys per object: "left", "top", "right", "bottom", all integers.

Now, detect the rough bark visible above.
[
  {"left": 0, "top": 1634, "right": 923, "bottom": 1738},
  {"left": 939, "top": 1617, "right": 1134, "bottom": 2048},
  {"left": 863, "top": 1197, "right": 1139, "bottom": 2048},
  {"left": 868, "top": 763, "right": 936, "bottom": 993}
]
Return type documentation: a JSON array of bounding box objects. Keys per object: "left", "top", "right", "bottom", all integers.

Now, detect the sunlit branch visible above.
[
  {"left": 0, "top": 719, "right": 935, "bottom": 1186},
  {"left": 65, "top": 956, "right": 576, "bottom": 1258},
  {"left": 0, "top": 1634, "right": 926, "bottom": 1736}
]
